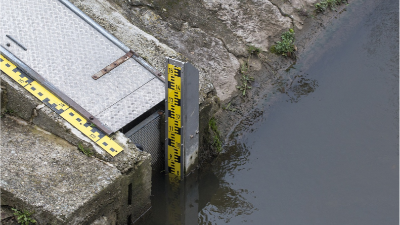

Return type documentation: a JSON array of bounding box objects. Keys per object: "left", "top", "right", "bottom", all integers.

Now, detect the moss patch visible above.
[{"left": 209, "top": 117, "right": 222, "bottom": 152}]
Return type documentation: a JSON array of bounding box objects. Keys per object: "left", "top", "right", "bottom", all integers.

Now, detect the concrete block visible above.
[
  {"left": 0, "top": 72, "right": 41, "bottom": 121},
  {"left": 1, "top": 69, "right": 151, "bottom": 172},
  {"left": 1, "top": 117, "right": 121, "bottom": 224},
  {"left": 1, "top": 116, "right": 152, "bottom": 224}
]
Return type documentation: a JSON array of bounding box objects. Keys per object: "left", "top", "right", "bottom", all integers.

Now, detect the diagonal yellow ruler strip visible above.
[{"left": 0, "top": 55, "right": 123, "bottom": 157}]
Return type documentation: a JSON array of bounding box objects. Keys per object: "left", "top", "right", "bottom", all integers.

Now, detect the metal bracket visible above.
[
  {"left": 92, "top": 51, "right": 133, "bottom": 80},
  {"left": 59, "top": 0, "right": 165, "bottom": 83}
]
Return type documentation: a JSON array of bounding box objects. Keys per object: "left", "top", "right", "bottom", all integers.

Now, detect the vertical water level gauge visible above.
[{"left": 165, "top": 58, "right": 199, "bottom": 180}]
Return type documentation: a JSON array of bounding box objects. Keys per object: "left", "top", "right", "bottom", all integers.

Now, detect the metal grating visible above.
[
  {"left": 97, "top": 78, "right": 165, "bottom": 131},
  {"left": 0, "top": 0, "right": 165, "bottom": 132},
  {"left": 125, "top": 112, "right": 164, "bottom": 171}
]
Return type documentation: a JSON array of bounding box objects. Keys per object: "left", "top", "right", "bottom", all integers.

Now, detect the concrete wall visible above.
[{"left": 1, "top": 71, "right": 152, "bottom": 224}]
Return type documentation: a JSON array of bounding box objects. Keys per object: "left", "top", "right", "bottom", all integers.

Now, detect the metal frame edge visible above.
[
  {"left": 164, "top": 57, "right": 169, "bottom": 177},
  {"left": 0, "top": 46, "right": 113, "bottom": 135},
  {"left": 58, "top": 0, "right": 130, "bottom": 53},
  {"left": 58, "top": 0, "right": 166, "bottom": 82}
]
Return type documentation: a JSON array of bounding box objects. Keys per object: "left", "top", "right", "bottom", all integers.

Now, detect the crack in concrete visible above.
[
  {"left": 269, "top": 0, "right": 295, "bottom": 28},
  {"left": 213, "top": 36, "right": 239, "bottom": 57}
]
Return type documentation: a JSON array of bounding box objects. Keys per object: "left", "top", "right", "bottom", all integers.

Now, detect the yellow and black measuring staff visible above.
[
  {"left": 0, "top": 54, "right": 123, "bottom": 156},
  {"left": 166, "top": 62, "right": 183, "bottom": 179}
]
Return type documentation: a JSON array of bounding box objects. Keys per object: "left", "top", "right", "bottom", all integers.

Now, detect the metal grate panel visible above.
[
  {"left": 0, "top": 0, "right": 165, "bottom": 132},
  {"left": 125, "top": 112, "right": 164, "bottom": 170},
  {"left": 97, "top": 78, "right": 165, "bottom": 131}
]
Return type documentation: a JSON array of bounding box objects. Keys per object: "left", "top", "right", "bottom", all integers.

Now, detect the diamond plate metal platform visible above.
[{"left": 0, "top": 0, "right": 165, "bottom": 132}]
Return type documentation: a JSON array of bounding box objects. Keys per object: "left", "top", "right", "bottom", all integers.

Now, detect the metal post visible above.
[{"left": 165, "top": 58, "right": 199, "bottom": 180}]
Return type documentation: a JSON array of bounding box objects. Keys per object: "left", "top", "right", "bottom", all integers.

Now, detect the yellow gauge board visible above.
[
  {"left": 0, "top": 55, "right": 123, "bottom": 156},
  {"left": 167, "top": 64, "right": 182, "bottom": 178}
]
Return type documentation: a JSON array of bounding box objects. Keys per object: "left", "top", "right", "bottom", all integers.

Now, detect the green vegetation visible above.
[
  {"left": 315, "top": 0, "right": 348, "bottom": 13},
  {"left": 78, "top": 142, "right": 93, "bottom": 157},
  {"left": 12, "top": 208, "right": 36, "bottom": 225},
  {"left": 237, "top": 45, "right": 261, "bottom": 96},
  {"left": 209, "top": 117, "right": 219, "bottom": 135},
  {"left": 247, "top": 45, "right": 261, "bottom": 55},
  {"left": 212, "top": 134, "right": 222, "bottom": 152},
  {"left": 223, "top": 102, "right": 237, "bottom": 112},
  {"left": 5, "top": 109, "right": 15, "bottom": 114},
  {"left": 209, "top": 117, "right": 222, "bottom": 152},
  {"left": 270, "top": 29, "right": 296, "bottom": 57},
  {"left": 237, "top": 61, "right": 254, "bottom": 96},
  {"left": 2, "top": 109, "right": 16, "bottom": 118}
]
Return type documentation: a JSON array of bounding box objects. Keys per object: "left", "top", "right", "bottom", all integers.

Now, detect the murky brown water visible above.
[{"left": 138, "top": 0, "right": 399, "bottom": 224}]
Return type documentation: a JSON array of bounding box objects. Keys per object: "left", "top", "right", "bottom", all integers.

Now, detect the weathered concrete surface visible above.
[
  {"left": 1, "top": 72, "right": 148, "bottom": 172},
  {"left": 0, "top": 207, "right": 19, "bottom": 225},
  {"left": 1, "top": 72, "right": 152, "bottom": 224},
  {"left": 0, "top": 73, "right": 41, "bottom": 122},
  {"left": 1, "top": 116, "right": 121, "bottom": 224},
  {"left": 1, "top": 116, "right": 152, "bottom": 224}
]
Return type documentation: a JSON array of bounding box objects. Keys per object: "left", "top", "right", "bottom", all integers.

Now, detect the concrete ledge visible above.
[
  {"left": 0, "top": 72, "right": 41, "bottom": 121},
  {"left": 0, "top": 72, "right": 150, "bottom": 172},
  {"left": 1, "top": 116, "right": 152, "bottom": 224},
  {"left": 1, "top": 68, "right": 152, "bottom": 224},
  {"left": 1, "top": 116, "right": 121, "bottom": 224}
]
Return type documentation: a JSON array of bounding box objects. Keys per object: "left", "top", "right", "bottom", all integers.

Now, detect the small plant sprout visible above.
[
  {"left": 314, "top": 0, "right": 348, "bottom": 13},
  {"left": 237, "top": 73, "right": 254, "bottom": 96},
  {"left": 270, "top": 29, "right": 296, "bottom": 58},
  {"left": 5, "top": 109, "right": 15, "bottom": 115},
  {"left": 12, "top": 208, "right": 36, "bottom": 225},
  {"left": 247, "top": 45, "right": 261, "bottom": 55},
  {"left": 223, "top": 102, "right": 237, "bottom": 112},
  {"left": 315, "top": 1, "right": 328, "bottom": 12},
  {"left": 237, "top": 57, "right": 255, "bottom": 96},
  {"left": 78, "top": 142, "right": 93, "bottom": 157}
]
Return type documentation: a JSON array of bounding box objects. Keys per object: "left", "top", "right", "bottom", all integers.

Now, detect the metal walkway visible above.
[{"left": 0, "top": 0, "right": 165, "bottom": 133}]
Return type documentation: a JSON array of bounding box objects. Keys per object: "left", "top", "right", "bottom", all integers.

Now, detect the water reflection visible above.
[
  {"left": 212, "top": 144, "right": 251, "bottom": 178},
  {"left": 138, "top": 142, "right": 257, "bottom": 225},
  {"left": 272, "top": 72, "right": 319, "bottom": 104},
  {"left": 198, "top": 143, "right": 258, "bottom": 224},
  {"left": 137, "top": 0, "right": 398, "bottom": 223},
  {"left": 199, "top": 182, "right": 257, "bottom": 224},
  {"left": 285, "top": 75, "right": 319, "bottom": 103}
]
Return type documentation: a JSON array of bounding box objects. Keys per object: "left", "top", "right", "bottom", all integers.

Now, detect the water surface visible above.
[
  {"left": 199, "top": 0, "right": 399, "bottom": 223},
  {"left": 139, "top": 0, "right": 399, "bottom": 223}
]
